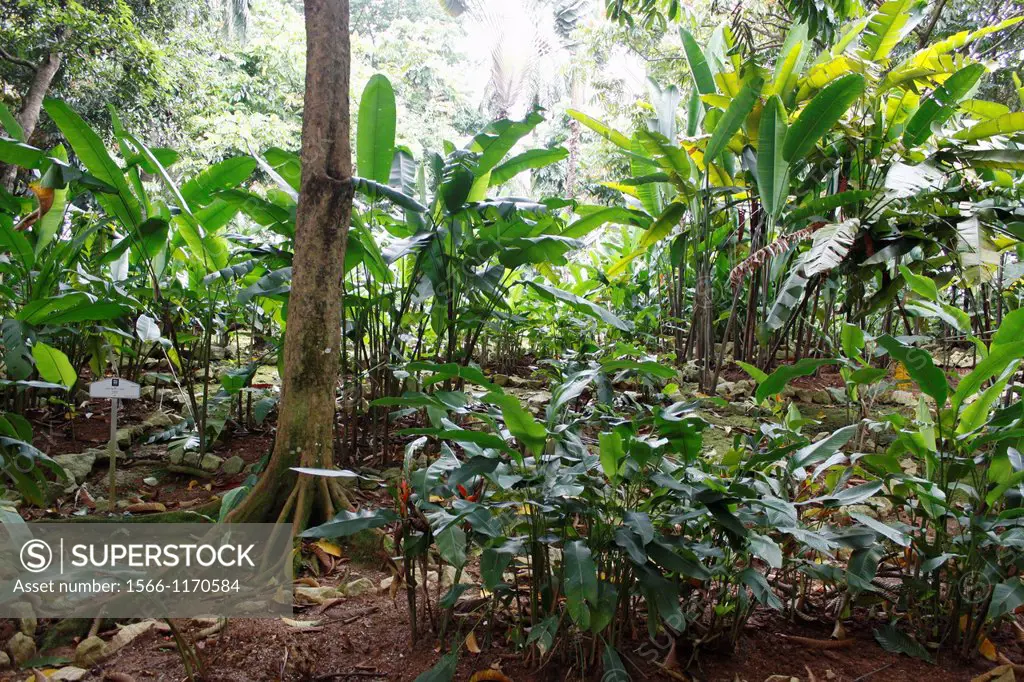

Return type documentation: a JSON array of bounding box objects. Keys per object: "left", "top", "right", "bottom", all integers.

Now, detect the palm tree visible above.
[{"left": 440, "top": 0, "right": 593, "bottom": 119}]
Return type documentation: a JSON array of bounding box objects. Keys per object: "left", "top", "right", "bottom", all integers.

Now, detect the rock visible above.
[
  {"left": 428, "top": 565, "right": 473, "bottom": 590},
  {"left": 208, "top": 345, "right": 227, "bottom": 361},
  {"left": 46, "top": 667, "right": 89, "bottom": 681},
  {"left": 679, "top": 361, "right": 701, "bottom": 383},
  {"left": 508, "top": 375, "right": 545, "bottom": 390},
  {"left": 157, "top": 388, "right": 183, "bottom": 404},
  {"left": 946, "top": 349, "right": 975, "bottom": 369},
  {"left": 169, "top": 451, "right": 184, "bottom": 466},
  {"left": 10, "top": 601, "right": 35, "bottom": 635},
  {"left": 143, "top": 476, "right": 159, "bottom": 487},
  {"left": 142, "top": 410, "right": 177, "bottom": 431},
  {"left": 343, "top": 577, "right": 375, "bottom": 597},
  {"left": 199, "top": 454, "right": 224, "bottom": 473},
  {"left": 74, "top": 635, "right": 107, "bottom": 668},
  {"left": 0, "top": 651, "right": 9, "bottom": 668},
  {"left": 794, "top": 388, "right": 831, "bottom": 405},
  {"left": 492, "top": 373, "right": 510, "bottom": 387},
  {"left": 735, "top": 380, "right": 755, "bottom": 398},
  {"left": 847, "top": 497, "right": 893, "bottom": 520},
  {"left": 44, "top": 480, "right": 72, "bottom": 504},
  {"left": 888, "top": 390, "right": 918, "bottom": 407},
  {"left": 222, "top": 456, "right": 245, "bottom": 476},
  {"left": 115, "top": 426, "right": 141, "bottom": 447},
  {"left": 294, "top": 586, "right": 344, "bottom": 605},
  {"left": 381, "top": 467, "right": 403, "bottom": 482},
  {"left": 126, "top": 502, "right": 166, "bottom": 514},
  {"left": 52, "top": 452, "right": 97, "bottom": 485},
  {"left": 717, "top": 379, "right": 754, "bottom": 401},
  {"left": 139, "top": 373, "right": 170, "bottom": 386},
  {"left": 6, "top": 632, "right": 36, "bottom": 666}
]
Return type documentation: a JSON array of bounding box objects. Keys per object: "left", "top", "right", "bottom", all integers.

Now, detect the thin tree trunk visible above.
[
  {"left": 1, "top": 51, "right": 63, "bottom": 192},
  {"left": 917, "top": 0, "right": 948, "bottom": 48},
  {"left": 227, "top": 0, "right": 353, "bottom": 529}
]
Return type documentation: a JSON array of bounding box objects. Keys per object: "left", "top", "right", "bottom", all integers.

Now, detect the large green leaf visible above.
[
  {"left": 566, "top": 110, "right": 632, "bottom": 150},
  {"left": 526, "top": 281, "right": 632, "bottom": 332},
  {"left": 0, "top": 138, "right": 44, "bottom": 168},
  {"left": 414, "top": 653, "right": 457, "bottom": 682},
  {"left": 903, "top": 64, "right": 985, "bottom": 148},
  {"left": 786, "top": 190, "right": 875, "bottom": 223},
  {"left": 0, "top": 102, "right": 25, "bottom": 142},
  {"left": 874, "top": 623, "right": 933, "bottom": 662},
  {"left": 561, "top": 207, "right": 650, "bottom": 239},
  {"left": 952, "top": 341, "right": 1024, "bottom": 412},
  {"left": 756, "top": 358, "right": 837, "bottom": 402},
  {"left": 180, "top": 156, "right": 257, "bottom": 209},
  {"left": 43, "top": 99, "right": 141, "bottom": 231},
  {"left": 46, "top": 302, "right": 128, "bottom": 325},
  {"left": 876, "top": 335, "right": 947, "bottom": 406},
  {"left": 988, "top": 579, "right": 1024, "bottom": 620},
  {"left": 757, "top": 96, "right": 789, "bottom": 220},
  {"left": 0, "top": 221, "right": 34, "bottom": 270},
  {"left": 357, "top": 74, "right": 397, "bottom": 185},
  {"left": 489, "top": 147, "right": 568, "bottom": 186},
  {"left": 34, "top": 145, "right": 69, "bottom": 255},
  {"left": 31, "top": 341, "right": 76, "bottom": 388},
  {"left": 564, "top": 540, "right": 598, "bottom": 629},
  {"left": 486, "top": 392, "right": 547, "bottom": 456},
  {"left": 471, "top": 109, "right": 544, "bottom": 176},
  {"left": 435, "top": 523, "right": 467, "bottom": 568},
  {"left": 353, "top": 177, "right": 427, "bottom": 212},
  {"left": 858, "top": 0, "right": 927, "bottom": 62},
  {"left": 680, "top": 28, "right": 717, "bottom": 96},
  {"left": 300, "top": 508, "right": 399, "bottom": 538},
  {"left": 639, "top": 201, "right": 686, "bottom": 252},
  {"left": 705, "top": 75, "right": 763, "bottom": 163},
  {"left": 790, "top": 425, "right": 857, "bottom": 469},
  {"left": 955, "top": 111, "right": 1024, "bottom": 141},
  {"left": 407, "top": 361, "right": 503, "bottom": 393},
  {"left": 783, "top": 74, "right": 865, "bottom": 163}
]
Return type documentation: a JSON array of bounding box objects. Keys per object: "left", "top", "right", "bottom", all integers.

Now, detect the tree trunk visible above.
[
  {"left": 226, "top": 0, "right": 354, "bottom": 531},
  {"left": 1, "top": 51, "right": 63, "bottom": 192}
]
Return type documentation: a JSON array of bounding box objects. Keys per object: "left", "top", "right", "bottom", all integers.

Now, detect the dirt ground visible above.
[
  {"left": 6, "top": 584, "right": 1018, "bottom": 681},
  {"left": 4, "top": 363, "right": 1023, "bottom": 681}
]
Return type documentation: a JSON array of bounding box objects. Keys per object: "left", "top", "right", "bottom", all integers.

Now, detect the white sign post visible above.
[{"left": 90, "top": 378, "right": 141, "bottom": 510}]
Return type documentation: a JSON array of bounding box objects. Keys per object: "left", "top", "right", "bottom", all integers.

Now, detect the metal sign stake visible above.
[
  {"left": 90, "top": 378, "right": 141, "bottom": 512},
  {"left": 108, "top": 397, "right": 119, "bottom": 510}
]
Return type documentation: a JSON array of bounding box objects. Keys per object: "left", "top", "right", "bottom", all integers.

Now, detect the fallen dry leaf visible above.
[
  {"left": 779, "top": 634, "right": 855, "bottom": 649},
  {"left": 971, "top": 664, "right": 1016, "bottom": 682},
  {"left": 281, "top": 617, "right": 320, "bottom": 629},
  {"left": 315, "top": 539, "right": 343, "bottom": 557},
  {"left": 466, "top": 631, "right": 481, "bottom": 654},
  {"left": 125, "top": 502, "right": 166, "bottom": 514},
  {"left": 468, "top": 671, "right": 513, "bottom": 682},
  {"left": 980, "top": 637, "right": 999, "bottom": 662}
]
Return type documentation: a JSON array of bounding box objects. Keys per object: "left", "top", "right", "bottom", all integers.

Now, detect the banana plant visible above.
[{"left": 570, "top": 7, "right": 1024, "bottom": 379}]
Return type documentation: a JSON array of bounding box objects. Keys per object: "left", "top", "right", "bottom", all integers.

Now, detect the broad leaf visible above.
[
  {"left": 31, "top": 342, "right": 76, "bottom": 388},
  {"left": 357, "top": 74, "right": 397, "bottom": 184},
  {"left": 783, "top": 75, "right": 865, "bottom": 163}
]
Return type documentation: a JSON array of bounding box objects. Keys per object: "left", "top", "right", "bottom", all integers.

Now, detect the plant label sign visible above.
[
  {"left": 90, "top": 378, "right": 141, "bottom": 511},
  {"left": 90, "top": 378, "right": 141, "bottom": 400}
]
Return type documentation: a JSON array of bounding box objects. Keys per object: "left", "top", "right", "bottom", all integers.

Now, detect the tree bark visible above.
[
  {"left": 226, "top": 0, "right": 354, "bottom": 530},
  {"left": 1, "top": 51, "right": 63, "bottom": 192}
]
